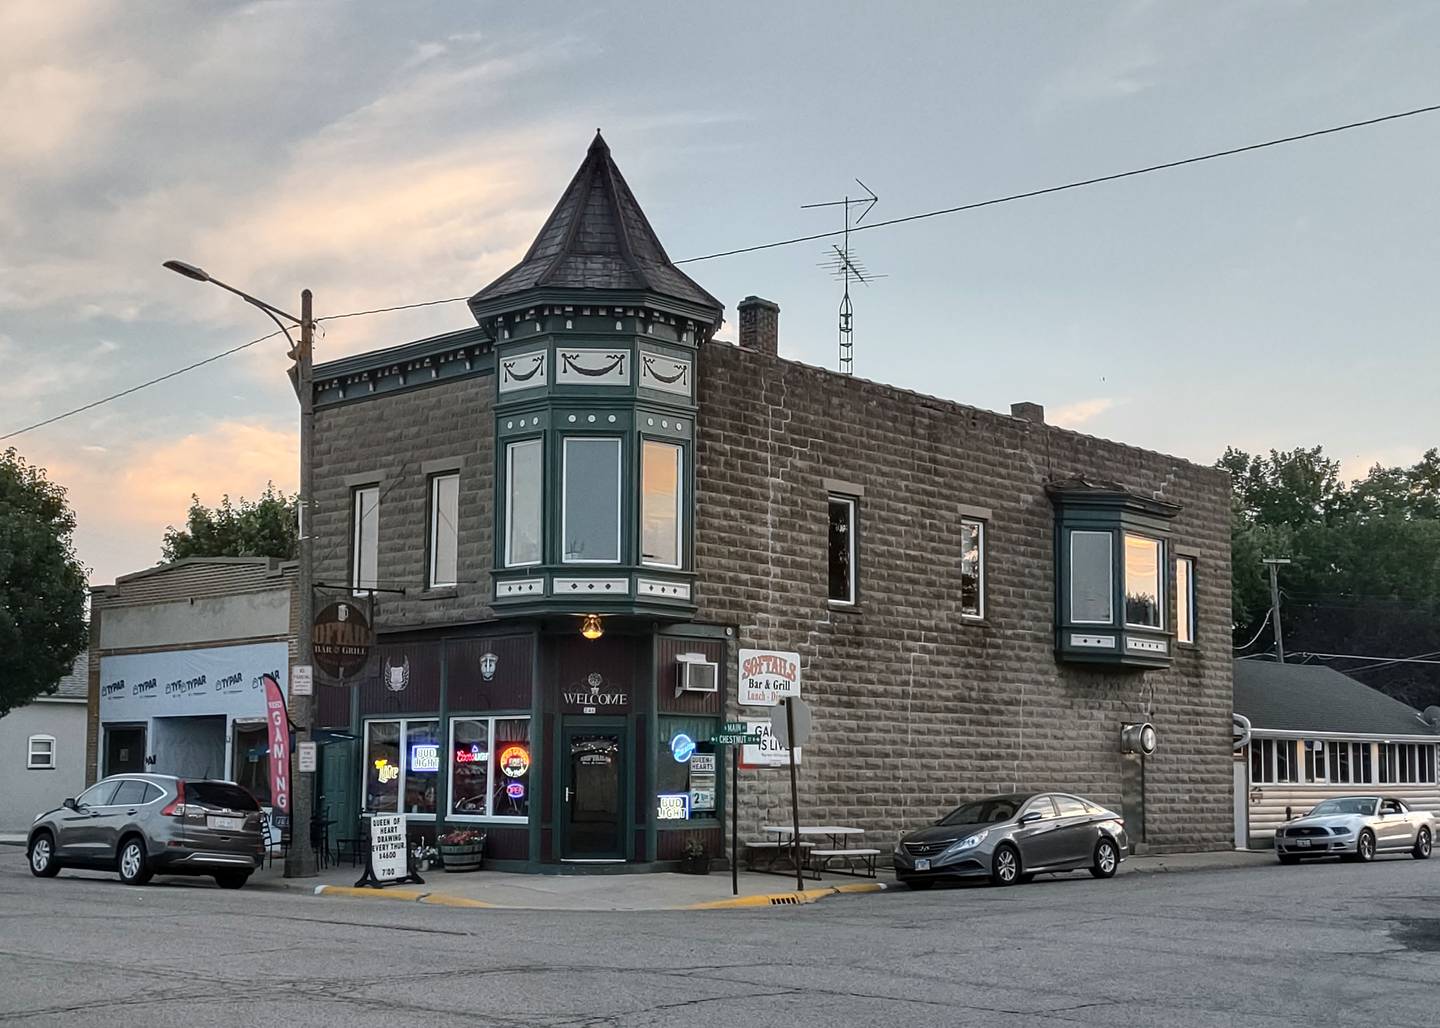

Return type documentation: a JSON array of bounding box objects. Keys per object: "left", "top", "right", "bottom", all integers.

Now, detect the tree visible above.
[
  {"left": 0, "top": 448, "right": 89, "bottom": 717},
  {"left": 1221, "top": 446, "right": 1440, "bottom": 709},
  {"left": 161, "top": 484, "right": 298, "bottom": 562}
]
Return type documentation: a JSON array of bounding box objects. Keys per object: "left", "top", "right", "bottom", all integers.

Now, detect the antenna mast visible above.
[{"left": 803, "top": 179, "right": 883, "bottom": 375}]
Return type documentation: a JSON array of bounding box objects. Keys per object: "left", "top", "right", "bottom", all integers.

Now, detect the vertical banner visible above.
[{"left": 263, "top": 673, "right": 291, "bottom": 819}]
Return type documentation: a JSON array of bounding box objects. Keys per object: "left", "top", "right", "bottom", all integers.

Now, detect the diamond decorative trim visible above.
[
  {"left": 636, "top": 579, "right": 691, "bottom": 601},
  {"left": 495, "top": 578, "right": 545, "bottom": 599},
  {"left": 552, "top": 577, "right": 631, "bottom": 595}
]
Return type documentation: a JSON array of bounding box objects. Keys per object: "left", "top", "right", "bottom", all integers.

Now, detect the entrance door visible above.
[
  {"left": 562, "top": 726, "right": 625, "bottom": 860},
  {"left": 104, "top": 726, "right": 147, "bottom": 776}
]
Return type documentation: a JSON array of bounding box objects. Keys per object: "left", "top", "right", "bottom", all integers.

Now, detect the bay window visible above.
[
  {"left": 641, "top": 440, "right": 683, "bottom": 568},
  {"left": 1124, "top": 534, "right": 1163, "bottom": 629},
  {"left": 449, "top": 716, "right": 530, "bottom": 821},
  {"left": 562, "top": 437, "right": 621, "bottom": 562},
  {"left": 1070, "top": 531, "right": 1113, "bottom": 624},
  {"left": 505, "top": 440, "right": 543, "bottom": 566}
]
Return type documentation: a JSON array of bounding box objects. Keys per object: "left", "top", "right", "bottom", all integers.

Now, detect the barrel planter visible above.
[{"left": 438, "top": 832, "right": 486, "bottom": 872}]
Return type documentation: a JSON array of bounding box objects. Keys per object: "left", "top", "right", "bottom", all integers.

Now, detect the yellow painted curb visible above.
[
  {"left": 420, "top": 893, "right": 497, "bottom": 908},
  {"left": 686, "top": 881, "right": 887, "bottom": 910},
  {"left": 832, "top": 882, "right": 887, "bottom": 895},
  {"left": 314, "top": 885, "right": 427, "bottom": 902}
]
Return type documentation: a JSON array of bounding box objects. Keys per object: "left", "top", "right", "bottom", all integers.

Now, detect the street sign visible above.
[
  {"left": 290, "top": 664, "right": 314, "bottom": 697},
  {"left": 739, "top": 649, "right": 801, "bottom": 707},
  {"left": 712, "top": 733, "right": 761, "bottom": 745},
  {"left": 740, "top": 719, "right": 801, "bottom": 767},
  {"left": 297, "top": 741, "right": 317, "bottom": 773},
  {"left": 771, "top": 696, "right": 812, "bottom": 750},
  {"left": 720, "top": 721, "right": 748, "bottom": 734}
]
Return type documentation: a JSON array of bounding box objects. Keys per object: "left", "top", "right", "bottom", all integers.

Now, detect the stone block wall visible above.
[{"left": 694, "top": 340, "right": 1234, "bottom": 854}]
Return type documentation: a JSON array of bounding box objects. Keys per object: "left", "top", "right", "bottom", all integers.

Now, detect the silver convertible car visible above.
[
  {"left": 1275, "top": 795, "right": 1434, "bottom": 864},
  {"left": 894, "top": 792, "right": 1128, "bottom": 888}
]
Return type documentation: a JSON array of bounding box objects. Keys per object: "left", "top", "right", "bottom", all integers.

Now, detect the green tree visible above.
[
  {"left": 161, "top": 484, "right": 298, "bottom": 562},
  {"left": 0, "top": 448, "right": 89, "bottom": 717}
]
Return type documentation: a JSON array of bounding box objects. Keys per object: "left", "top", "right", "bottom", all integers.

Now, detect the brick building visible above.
[{"left": 308, "top": 133, "right": 1234, "bottom": 871}]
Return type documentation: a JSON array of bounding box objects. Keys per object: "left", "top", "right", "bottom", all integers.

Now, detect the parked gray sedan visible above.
[
  {"left": 27, "top": 774, "right": 265, "bottom": 889},
  {"left": 894, "top": 792, "right": 1128, "bottom": 888},
  {"left": 1276, "top": 795, "right": 1434, "bottom": 864}
]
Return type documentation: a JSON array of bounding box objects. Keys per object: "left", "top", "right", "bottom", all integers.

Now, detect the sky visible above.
[{"left": 4, "top": 1, "right": 1439, "bottom": 587}]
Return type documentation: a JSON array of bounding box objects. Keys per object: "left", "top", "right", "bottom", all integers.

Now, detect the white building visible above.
[
  {"left": 1234, "top": 659, "right": 1440, "bottom": 847},
  {"left": 1, "top": 654, "right": 88, "bottom": 834}
]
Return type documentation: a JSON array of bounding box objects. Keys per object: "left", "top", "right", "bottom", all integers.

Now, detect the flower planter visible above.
[
  {"left": 440, "top": 841, "right": 485, "bottom": 872},
  {"left": 679, "top": 854, "right": 709, "bottom": 875}
]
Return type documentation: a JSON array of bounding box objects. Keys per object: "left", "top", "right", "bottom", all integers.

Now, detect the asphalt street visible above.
[{"left": 1, "top": 852, "right": 1437, "bottom": 1027}]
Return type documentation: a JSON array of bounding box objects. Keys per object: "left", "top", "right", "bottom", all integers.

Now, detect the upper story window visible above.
[
  {"left": 1175, "top": 556, "right": 1195, "bottom": 644},
  {"left": 428, "top": 473, "right": 459, "bottom": 588},
  {"left": 1070, "top": 531, "right": 1114, "bottom": 624},
  {"left": 959, "top": 518, "right": 985, "bottom": 619},
  {"left": 562, "top": 437, "right": 621, "bottom": 563},
  {"left": 505, "top": 440, "right": 543, "bottom": 567},
  {"left": 27, "top": 735, "right": 56, "bottom": 770},
  {"left": 641, "top": 440, "right": 683, "bottom": 568},
  {"left": 351, "top": 485, "right": 380, "bottom": 593},
  {"left": 1124, "top": 534, "right": 1163, "bottom": 629},
  {"left": 828, "top": 495, "right": 857, "bottom": 605}
]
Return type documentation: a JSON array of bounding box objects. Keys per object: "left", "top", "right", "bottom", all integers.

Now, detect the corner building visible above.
[{"left": 309, "top": 133, "right": 1234, "bottom": 870}]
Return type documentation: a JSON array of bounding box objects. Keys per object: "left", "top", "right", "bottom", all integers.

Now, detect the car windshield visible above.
[
  {"left": 1309, "top": 798, "right": 1378, "bottom": 817},
  {"left": 938, "top": 795, "right": 1027, "bottom": 826}
]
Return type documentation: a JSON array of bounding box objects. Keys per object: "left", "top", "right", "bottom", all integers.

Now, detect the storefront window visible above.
[
  {"left": 448, "top": 716, "right": 530, "bottom": 821},
  {"left": 232, "top": 721, "right": 271, "bottom": 806},
  {"left": 657, "top": 717, "right": 719, "bottom": 822},
  {"left": 403, "top": 720, "right": 440, "bottom": 814},
  {"left": 364, "top": 720, "right": 401, "bottom": 812}
]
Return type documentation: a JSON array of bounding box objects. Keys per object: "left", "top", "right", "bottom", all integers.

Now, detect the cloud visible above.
[
  {"left": 1339, "top": 448, "right": 1425, "bottom": 483},
  {"left": 1050, "top": 398, "right": 1119, "bottom": 428}
]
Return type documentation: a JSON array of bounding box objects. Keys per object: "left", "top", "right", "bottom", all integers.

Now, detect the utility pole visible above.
[
  {"left": 1262, "top": 558, "right": 1291, "bottom": 663},
  {"left": 287, "top": 288, "right": 317, "bottom": 878}
]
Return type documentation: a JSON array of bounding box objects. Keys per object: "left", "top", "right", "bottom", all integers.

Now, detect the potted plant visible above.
[
  {"left": 438, "top": 828, "right": 486, "bottom": 872},
  {"left": 679, "top": 836, "right": 709, "bottom": 875}
]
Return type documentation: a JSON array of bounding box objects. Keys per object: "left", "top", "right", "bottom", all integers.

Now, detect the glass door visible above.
[{"left": 562, "top": 725, "right": 625, "bottom": 859}]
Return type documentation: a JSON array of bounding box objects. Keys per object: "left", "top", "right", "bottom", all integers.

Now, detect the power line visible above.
[
  {"left": 8, "top": 101, "right": 1440, "bottom": 441},
  {"left": 1234, "top": 608, "right": 1273, "bottom": 652},
  {"left": 1304, "top": 651, "right": 1440, "bottom": 667},
  {"left": 674, "top": 102, "right": 1440, "bottom": 264},
  {"left": 1, "top": 329, "right": 286, "bottom": 441}
]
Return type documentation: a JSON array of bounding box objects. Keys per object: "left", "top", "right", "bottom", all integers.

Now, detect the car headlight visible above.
[{"left": 949, "top": 830, "right": 989, "bottom": 852}]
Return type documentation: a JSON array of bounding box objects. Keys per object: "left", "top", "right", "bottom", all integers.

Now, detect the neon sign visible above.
[
  {"left": 373, "top": 758, "right": 399, "bottom": 785},
  {"left": 669, "top": 733, "right": 696, "bottom": 763},
  {"left": 498, "top": 744, "right": 530, "bottom": 778},
  {"left": 455, "top": 744, "right": 489, "bottom": 764},
  {"left": 657, "top": 793, "right": 690, "bottom": 820},
  {"left": 409, "top": 743, "right": 439, "bottom": 772},
  {"left": 506, "top": 782, "right": 526, "bottom": 800}
]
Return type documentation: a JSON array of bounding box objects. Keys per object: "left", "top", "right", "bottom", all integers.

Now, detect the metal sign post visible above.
[
  {"left": 712, "top": 721, "right": 760, "bottom": 897},
  {"left": 785, "top": 697, "right": 803, "bottom": 891}
]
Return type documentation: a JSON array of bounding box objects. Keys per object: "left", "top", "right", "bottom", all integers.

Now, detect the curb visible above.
[{"left": 312, "top": 881, "right": 884, "bottom": 911}]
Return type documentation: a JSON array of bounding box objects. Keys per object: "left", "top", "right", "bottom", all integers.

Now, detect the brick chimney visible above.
[
  {"left": 737, "top": 296, "right": 779, "bottom": 356},
  {"left": 1011, "top": 401, "right": 1046, "bottom": 424}
]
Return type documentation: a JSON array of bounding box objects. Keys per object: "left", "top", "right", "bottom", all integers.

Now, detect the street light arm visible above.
[
  {"left": 206, "top": 276, "right": 303, "bottom": 326},
  {"left": 246, "top": 298, "right": 299, "bottom": 357}
]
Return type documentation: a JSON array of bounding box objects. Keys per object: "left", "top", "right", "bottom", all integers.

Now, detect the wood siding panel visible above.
[{"left": 657, "top": 636, "right": 725, "bottom": 716}]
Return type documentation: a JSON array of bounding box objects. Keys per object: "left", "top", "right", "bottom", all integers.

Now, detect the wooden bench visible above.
[
  {"left": 809, "top": 848, "right": 881, "bottom": 879},
  {"left": 745, "top": 839, "right": 814, "bottom": 872}
]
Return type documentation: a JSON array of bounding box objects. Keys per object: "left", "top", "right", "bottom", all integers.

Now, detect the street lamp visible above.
[{"left": 164, "top": 259, "right": 318, "bottom": 879}]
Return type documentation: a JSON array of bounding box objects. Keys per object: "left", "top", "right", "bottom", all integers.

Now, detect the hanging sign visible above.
[
  {"left": 739, "top": 649, "right": 801, "bottom": 707},
  {"left": 262, "top": 674, "right": 290, "bottom": 817},
  {"left": 313, "top": 601, "right": 374, "bottom": 680}
]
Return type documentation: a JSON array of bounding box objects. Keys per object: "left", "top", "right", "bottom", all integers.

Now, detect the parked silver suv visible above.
[{"left": 27, "top": 774, "right": 265, "bottom": 889}]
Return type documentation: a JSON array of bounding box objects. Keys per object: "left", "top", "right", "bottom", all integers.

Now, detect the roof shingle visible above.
[{"left": 1233, "top": 659, "right": 1439, "bottom": 737}]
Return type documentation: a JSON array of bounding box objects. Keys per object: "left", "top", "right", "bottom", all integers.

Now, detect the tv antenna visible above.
[{"left": 803, "top": 179, "right": 883, "bottom": 375}]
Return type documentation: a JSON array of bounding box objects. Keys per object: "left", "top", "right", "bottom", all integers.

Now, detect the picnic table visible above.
[{"left": 749, "top": 825, "right": 880, "bottom": 879}]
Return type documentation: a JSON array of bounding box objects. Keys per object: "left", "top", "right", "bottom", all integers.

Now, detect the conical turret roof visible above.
[{"left": 469, "top": 132, "right": 722, "bottom": 324}]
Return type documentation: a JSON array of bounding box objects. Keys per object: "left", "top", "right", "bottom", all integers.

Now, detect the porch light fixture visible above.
[{"left": 581, "top": 614, "right": 604, "bottom": 640}]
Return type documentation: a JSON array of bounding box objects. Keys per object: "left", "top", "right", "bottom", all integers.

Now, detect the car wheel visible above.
[
  {"left": 1277, "top": 853, "right": 1301, "bottom": 865},
  {"left": 213, "top": 871, "right": 250, "bottom": 890},
  {"left": 1413, "top": 827, "right": 1432, "bottom": 860},
  {"left": 901, "top": 878, "right": 934, "bottom": 891},
  {"left": 1355, "top": 829, "right": 1376, "bottom": 863},
  {"left": 991, "top": 843, "right": 1021, "bottom": 886},
  {"left": 117, "top": 836, "right": 153, "bottom": 886},
  {"left": 1090, "top": 837, "right": 1119, "bottom": 879},
  {"left": 28, "top": 832, "right": 61, "bottom": 878}
]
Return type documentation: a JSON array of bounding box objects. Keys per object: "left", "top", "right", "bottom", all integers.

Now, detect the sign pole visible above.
[
  {"left": 785, "top": 696, "right": 803, "bottom": 891},
  {"left": 731, "top": 745, "right": 739, "bottom": 896}
]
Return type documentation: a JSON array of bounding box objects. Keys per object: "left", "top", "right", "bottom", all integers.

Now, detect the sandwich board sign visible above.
[
  {"left": 739, "top": 649, "right": 801, "bottom": 707},
  {"left": 355, "top": 812, "right": 424, "bottom": 888}
]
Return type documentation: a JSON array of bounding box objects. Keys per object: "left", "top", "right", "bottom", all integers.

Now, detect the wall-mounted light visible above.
[{"left": 581, "top": 614, "right": 604, "bottom": 641}]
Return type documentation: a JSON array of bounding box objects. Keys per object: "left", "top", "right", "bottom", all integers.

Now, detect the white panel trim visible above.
[
  {"left": 556, "top": 348, "right": 630, "bottom": 386},
  {"left": 495, "top": 578, "right": 545, "bottom": 599},
  {"left": 1126, "top": 637, "right": 1169, "bottom": 654},
  {"left": 1070, "top": 634, "right": 1116, "bottom": 649},
  {"left": 636, "top": 579, "right": 692, "bottom": 601},
  {"left": 498, "top": 350, "right": 548, "bottom": 393},
  {"left": 638, "top": 351, "right": 692, "bottom": 396},
  {"left": 552, "top": 577, "right": 631, "bottom": 596}
]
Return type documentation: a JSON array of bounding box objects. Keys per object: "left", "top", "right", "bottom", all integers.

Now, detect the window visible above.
[
  {"left": 641, "top": 440, "right": 683, "bottom": 568},
  {"left": 828, "top": 496, "right": 857, "bottom": 605},
  {"left": 1021, "top": 795, "right": 1057, "bottom": 819},
  {"left": 1124, "top": 534, "right": 1163, "bottom": 629},
  {"left": 77, "top": 781, "right": 121, "bottom": 807},
  {"left": 505, "top": 440, "right": 543, "bottom": 566},
  {"left": 1250, "top": 739, "right": 1300, "bottom": 784},
  {"left": 959, "top": 518, "right": 985, "bottom": 619},
  {"left": 232, "top": 722, "right": 271, "bottom": 806},
  {"left": 657, "top": 717, "right": 719, "bottom": 822},
  {"left": 362, "top": 718, "right": 441, "bottom": 817},
  {"left": 449, "top": 716, "right": 530, "bottom": 821},
  {"left": 1324, "top": 741, "right": 1375, "bottom": 784},
  {"left": 363, "top": 720, "right": 402, "bottom": 813},
  {"left": 1303, "top": 740, "right": 1327, "bottom": 783},
  {"left": 111, "top": 780, "right": 150, "bottom": 806},
  {"left": 26, "top": 735, "right": 55, "bottom": 770},
  {"left": 562, "top": 437, "right": 621, "bottom": 562},
  {"left": 1053, "top": 795, "right": 1088, "bottom": 818},
  {"left": 351, "top": 485, "right": 380, "bottom": 593},
  {"left": 1175, "top": 556, "right": 1195, "bottom": 644},
  {"left": 187, "top": 781, "right": 260, "bottom": 810},
  {"left": 428, "top": 473, "right": 460, "bottom": 588},
  {"left": 1070, "top": 531, "right": 1113, "bottom": 624},
  {"left": 1380, "top": 743, "right": 1437, "bottom": 785},
  {"left": 404, "top": 721, "right": 440, "bottom": 815}
]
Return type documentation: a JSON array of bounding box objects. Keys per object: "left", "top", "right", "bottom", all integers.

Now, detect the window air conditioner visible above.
[{"left": 675, "top": 653, "right": 719, "bottom": 696}]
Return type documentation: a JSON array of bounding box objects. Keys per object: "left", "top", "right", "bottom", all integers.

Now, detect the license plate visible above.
[
  {"left": 208, "top": 816, "right": 243, "bottom": 832},
  {"left": 914, "top": 858, "right": 931, "bottom": 871},
  {"left": 1296, "top": 839, "right": 1310, "bottom": 848}
]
